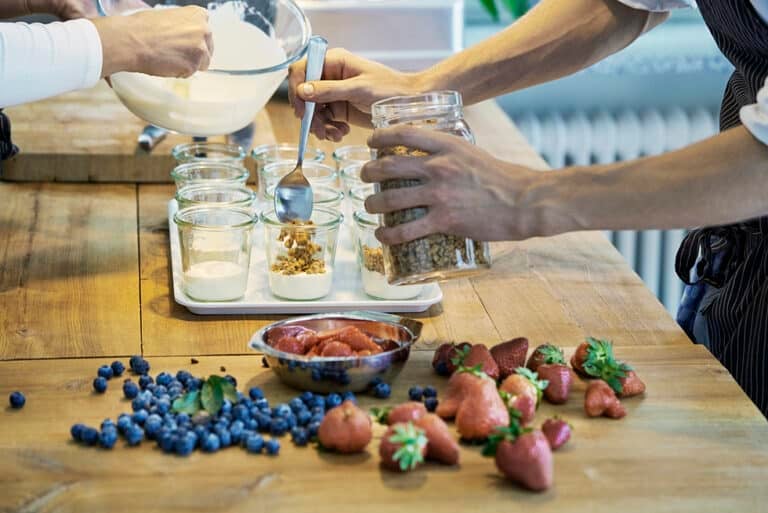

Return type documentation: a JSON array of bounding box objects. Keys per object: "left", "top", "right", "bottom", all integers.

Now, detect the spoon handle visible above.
[{"left": 297, "top": 36, "right": 328, "bottom": 166}]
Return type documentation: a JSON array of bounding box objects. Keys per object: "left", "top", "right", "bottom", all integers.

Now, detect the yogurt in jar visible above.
[
  {"left": 183, "top": 260, "right": 248, "bottom": 301},
  {"left": 268, "top": 270, "right": 333, "bottom": 300},
  {"left": 361, "top": 267, "right": 423, "bottom": 300}
]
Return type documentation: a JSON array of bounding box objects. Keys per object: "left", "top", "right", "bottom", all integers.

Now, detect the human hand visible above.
[
  {"left": 94, "top": 5, "right": 213, "bottom": 78},
  {"left": 48, "top": 0, "right": 98, "bottom": 19},
  {"left": 361, "top": 126, "right": 563, "bottom": 244},
  {"left": 288, "top": 48, "right": 428, "bottom": 141}
]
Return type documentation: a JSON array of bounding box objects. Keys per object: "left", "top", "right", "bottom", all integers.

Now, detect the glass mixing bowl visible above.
[{"left": 97, "top": 0, "right": 311, "bottom": 136}]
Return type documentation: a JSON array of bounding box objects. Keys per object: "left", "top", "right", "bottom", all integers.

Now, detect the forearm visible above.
[
  {"left": 529, "top": 127, "right": 768, "bottom": 235},
  {"left": 0, "top": 0, "right": 59, "bottom": 18},
  {"left": 418, "top": 0, "right": 664, "bottom": 105}
]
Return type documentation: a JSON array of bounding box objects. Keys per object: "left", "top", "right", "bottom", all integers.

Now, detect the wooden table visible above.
[{"left": 1, "top": 86, "right": 767, "bottom": 513}]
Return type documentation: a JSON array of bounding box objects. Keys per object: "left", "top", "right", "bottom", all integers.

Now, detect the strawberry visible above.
[
  {"left": 321, "top": 341, "right": 354, "bottom": 357},
  {"left": 571, "top": 338, "right": 632, "bottom": 394},
  {"left": 387, "top": 402, "right": 427, "bottom": 425},
  {"left": 490, "top": 337, "right": 529, "bottom": 379},
  {"left": 273, "top": 336, "right": 305, "bottom": 355},
  {"left": 527, "top": 343, "right": 566, "bottom": 372},
  {"left": 494, "top": 432, "right": 553, "bottom": 492},
  {"left": 617, "top": 370, "right": 646, "bottom": 398},
  {"left": 537, "top": 364, "right": 573, "bottom": 404},
  {"left": 541, "top": 418, "right": 571, "bottom": 450},
  {"left": 584, "top": 380, "right": 626, "bottom": 419},
  {"left": 414, "top": 413, "right": 460, "bottom": 465},
  {"left": 499, "top": 367, "right": 549, "bottom": 406},
  {"left": 463, "top": 345, "right": 501, "bottom": 381},
  {"left": 437, "top": 367, "right": 509, "bottom": 440},
  {"left": 318, "top": 400, "right": 373, "bottom": 453},
  {"left": 507, "top": 393, "right": 536, "bottom": 426},
  {"left": 379, "top": 422, "right": 428, "bottom": 472},
  {"left": 432, "top": 342, "right": 472, "bottom": 376}
]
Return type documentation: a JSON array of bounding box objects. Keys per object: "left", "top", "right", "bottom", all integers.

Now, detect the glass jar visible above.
[
  {"left": 259, "top": 160, "right": 337, "bottom": 202},
  {"left": 370, "top": 91, "right": 492, "bottom": 285},
  {"left": 174, "top": 206, "right": 256, "bottom": 302},
  {"left": 260, "top": 207, "right": 343, "bottom": 300},
  {"left": 332, "top": 145, "right": 373, "bottom": 172},
  {"left": 264, "top": 184, "right": 344, "bottom": 213},
  {"left": 354, "top": 211, "right": 424, "bottom": 300},
  {"left": 252, "top": 143, "right": 325, "bottom": 171},
  {"left": 171, "top": 162, "right": 250, "bottom": 191},
  {"left": 172, "top": 142, "right": 247, "bottom": 165},
  {"left": 176, "top": 184, "right": 256, "bottom": 211}
]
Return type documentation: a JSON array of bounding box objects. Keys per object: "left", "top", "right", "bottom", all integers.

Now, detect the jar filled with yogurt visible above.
[
  {"left": 174, "top": 206, "right": 256, "bottom": 302},
  {"left": 261, "top": 207, "right": 343, "bottom": 300},
  {"left": 353, "top": 211, "right": 424, "bottom": 300}
]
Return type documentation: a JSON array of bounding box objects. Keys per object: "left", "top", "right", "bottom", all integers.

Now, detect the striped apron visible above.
[{"left": 675, "top": 0, "right": 768, "bottom": 417}]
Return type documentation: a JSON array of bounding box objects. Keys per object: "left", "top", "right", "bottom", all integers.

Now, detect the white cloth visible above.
[
  {"left": 0, "top": 19, "right": 102, "bottom": 108},
  {"left": 615, "top": 0, "right": 768, "bottom": 147}
]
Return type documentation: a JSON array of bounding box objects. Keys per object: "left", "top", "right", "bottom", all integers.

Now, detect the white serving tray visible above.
[{"left": 168, "top": 200, "right": 443, "bottom": 315}]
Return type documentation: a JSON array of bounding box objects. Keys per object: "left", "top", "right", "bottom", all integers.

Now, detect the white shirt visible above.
[
  {"left": 616, "top": 0, "right": 768, "bottom": 146},
  {"left": 0, "top": 19, "right": 102, "bottom": 108}
]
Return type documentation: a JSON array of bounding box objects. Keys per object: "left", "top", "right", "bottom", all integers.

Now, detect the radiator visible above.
[{"left": 512, "top": 107, "right": 720, "bottom": 313}]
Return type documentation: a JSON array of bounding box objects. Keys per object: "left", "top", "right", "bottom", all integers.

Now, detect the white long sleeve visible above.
[{"left": 0, "top": 19, "right": 103, "bottom": 108}]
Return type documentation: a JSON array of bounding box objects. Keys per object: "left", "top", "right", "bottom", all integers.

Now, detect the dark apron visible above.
[
  {"left": 676, "top": 0, "right": 768, "bottom": 417},
  {"left": 0, "top": 109, "right": 19, "bottom": 162}
]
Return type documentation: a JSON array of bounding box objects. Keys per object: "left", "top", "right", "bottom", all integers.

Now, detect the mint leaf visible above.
[
  {"left": 201, "top": 379, "right": 224, "bottom": 415},
  {"left": 220, "top": 380, "right": 238, "bottom": 404},
  {"left": 479, "top": 0, "right": 499, "bottom": 21},
  {"left": 172, "top": 390, "right": 201, "bottom": 415}
]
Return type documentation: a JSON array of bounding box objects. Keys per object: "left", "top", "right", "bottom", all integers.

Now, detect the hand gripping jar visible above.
[{"left": 370, "top": 91, "right": 492, "bottom": 285}]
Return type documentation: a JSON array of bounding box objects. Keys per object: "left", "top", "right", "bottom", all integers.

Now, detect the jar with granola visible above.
[
  {"left": 370, "top": 91, "right": 492, "bottom": 285},
  {"left": 260, "top": 207, "right": 342, "bottom": 300}
]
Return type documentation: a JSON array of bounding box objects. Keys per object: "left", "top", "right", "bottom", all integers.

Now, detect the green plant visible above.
[{"left": 479, "top": 0, "right": 529, "bottom": 21}]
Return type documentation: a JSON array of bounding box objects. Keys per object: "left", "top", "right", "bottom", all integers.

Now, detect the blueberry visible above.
[
  {"left": 242, "top": 386, "right": 262, "bottom": 400},
  {"left": 144, "top": 414, "right": 163, "bottom": 438},
  {"left": 117, "top": 414, "right": 133, "bottom": 433},
  {"left": 97, "top": 365, "right": 114, "bottom": 380},
  {"left": 289, "top": 398, "right": 305, "bottom": 412},
  {"left": 201, "top": 433, "right": 220, "bottom": 453},
  {"left": 215, "top": 426, "right": 232, "bottom": 448},
  {"left": 93, "top": 377, "right": 108, "bottom": 394},
  {"left": 132, "top": 409, "right": 149, "bottom": 425},
  {"left": 408, "top": 386, "right": 424, "bottom": 401},
  {"left": 291, "top": 427, "right": 309, "bottom": 446},
  {"left": 155, "top": 372, "right": 173, "bottom": 387},
  {"left": 129, "top": 355, "right": 150, "bottom": 375},
  {"left": 265, "top": 439, "right": 280, "bottom": 455},
  {"left": 310, "top": 413, "right": 324, "bottom": 426},
  {"left": 167, "top": 385, "right": 183, "bottom": 399},
  {"left": 122, "top": 380, "right": 139, "bottom": 399},
  {"left": 152, "top": 385, "right": 168, "bottom": 398},
  {"left": 254, "top": 398, "right": 269, "bottom": 410},
  {"left": 131, "top": 397, "right": 148, "bottom": 412},
  {"left": 307, "top": 421, "right": 321, "bottom": 438},
  {"left": 311, "top": 406, "right": 325, "bottom": 417},
  {"left": 310, "top": 396, "right": 325, "bottom": 410},
  {"left": 176, "top": 413, "right": 190, "bottom": 425},
  {"left": 224, "top": 375, "right": 237, "bottom": 387},
  {"left": 159, "top": 431, "right": 176, "bottom": 453},
  {"left": 273, "top": 404, "right": 292, "bottom": 418},
  {"left": 100, "top": 419, "right": 116, "bottom": 430},
  {"left": 372, "top": 382, "right": 391, "bottom": 399},
  {"left": 187, "top": 378, "right": 203, "bottom": 391},
  {"left": 255, "top": 414, "right": 271, "bottom": 432},
  {"left": 99, "top": 429, "right": 118, "bottom": 449},
  {"left": 245, "top": 418, "right": 258, "bottom": 431},
  {"left": 233, "top": 404, "right": 250, "bottom": 422},
  {"left": 229, "top": 420, "right": 245, "bottom": 444},
  {"left": 110, "top": 361, "right": 125, "bottom": 377},
  {"left": 325, "top": 393, "right": 342, "bottom": 409},
  {"left": 311, "top": 369, "right": 322, "bottom": 382},
  {"left": 297, "top": 410, "right": 312, "bottom": 426},
  {"left": 70, "top": 423, "right": 86, "bottom": 441},
  {"left": 246, "top": 433, "right": 264, "bottom": 453},
  {"left": 9, "top": 391, "right": 25, "bottom": 409},
  {"left": 194, "top": 425, "right": 209, "bottom": 442},
  {"left": 270, "top": 418, "right": 288, "bottom": 436},
  {"left": 342, "top": 391, "right": 356, "bottom": 404},
  {"left": 138, "top": 375, "right": 154, "bottom": 390},
  {"left": 284, "top": 414, "right": 297, "bottom": 430},
  {"left": 175, "top": 370, "right": 192, "bottom": 386},
  {"left": 369, "top": 377, "right": 384, "bottom": 389},
  {"left": 435, "top": 361, "right": 450, "bottom": 376},
  {"left": 175, "top": 432, "right": 196, "bottom": 456},
  {"left": 155, "top": 398, "right": 171, "bottom": 415},
  {"left": 300, "top": 391, "right": 314, "bottom": 404},
  {"left": 125, "top": 425, "right": 144, "bottom": 446},
  {"left": 424, "top": 397, "right": 439, "bottom": 413},
  {"left": 423, "top": 386, "right": 438, "bottom": 398},
  {"left": 81, "top": 426, "right": 99, "bottom": 446}
]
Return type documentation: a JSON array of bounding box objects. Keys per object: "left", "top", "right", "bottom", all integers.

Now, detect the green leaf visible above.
[
  {"left": 478, "top": 0, "right": 499, "bottom": 21},
  {"left": 370, "top": 406, "right": 391, "bottom": 425},
  {"left": 457, "top": 364, "right": 487, "bottom": 379},
  {"left": 450, "top": 345, "right": 471, "bottom": 367},
  {"left": 537, "top": 343, "right": 566, "bottom": 365},
  {"left": 201, "top": 379, "right": 224, "bottom": 416},
  {"left": 582, "top": 338, "right": 629, "bottom": 394},
  {"left": 500, "top": 0, "right": 528, "bottom": 18},
  {"left": 172, "top": 390, "right": 201, "bottom": 415},
  {"left": 220, "top": 380, "right": 239, "bottom": 404},
  {"left": 389, "top": 422, "right": 428, "bottom": 471}
]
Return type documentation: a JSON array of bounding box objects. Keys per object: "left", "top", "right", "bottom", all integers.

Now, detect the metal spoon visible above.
[{"left": 274, "top": 36, "right": 328, "bottom": 223}]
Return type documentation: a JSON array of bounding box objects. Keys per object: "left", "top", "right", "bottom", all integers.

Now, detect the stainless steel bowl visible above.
[{"left": 248, "top": 311, "right": 423, "bottom": 393}]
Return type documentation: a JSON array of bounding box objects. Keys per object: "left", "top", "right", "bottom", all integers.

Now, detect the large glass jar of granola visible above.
[{"left": 370, "top": 91, "right": 492, "bottom": 285}]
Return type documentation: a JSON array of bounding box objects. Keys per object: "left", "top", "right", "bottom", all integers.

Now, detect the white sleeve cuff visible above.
[
  {"left": 740, "top": 78, "right": 768, "bottom": 146},
  {"left": 0, "top": 19, "right": 103, "bottom": 108},
  {"left": 613, "top": 0, "right": 694, "bottom": 12}
]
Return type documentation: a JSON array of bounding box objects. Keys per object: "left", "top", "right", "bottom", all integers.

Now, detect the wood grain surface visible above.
[
  {"left": 0, "top": 182, "right": 141, "bottom": 359},
  {"left": 2, "top": 82, "right": 276, "bottom": 183},
  {"left": 1, "top": 347, "right": 766, "bottom": 513}
]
